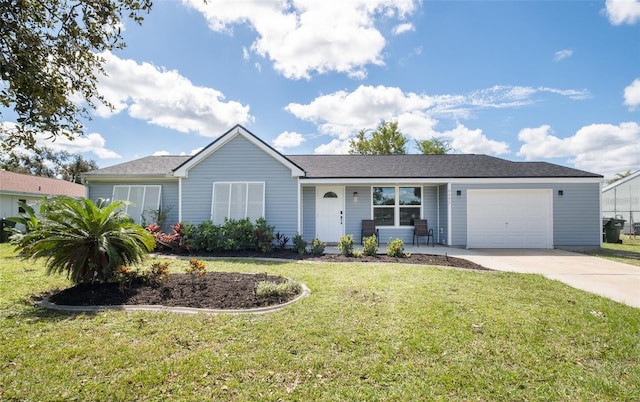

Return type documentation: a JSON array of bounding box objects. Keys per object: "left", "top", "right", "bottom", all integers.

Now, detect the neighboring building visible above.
[
  {"left": 602, "top": 170, "right": 640, "bottom": 234},
  {"left": 83, "top": 125, "right": 604, "bottom": 249},
  {"left": 0, "top": 170, "right": 86, "bottom": 220}
]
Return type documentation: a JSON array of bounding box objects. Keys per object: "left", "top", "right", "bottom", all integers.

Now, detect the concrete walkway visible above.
[{"left": 334, "top": 244, "right": 640, "bottom": 308}]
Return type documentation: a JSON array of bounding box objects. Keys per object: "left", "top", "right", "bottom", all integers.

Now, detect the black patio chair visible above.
[
  {"left": 412, "top": 219, "right": 434, "bottom": 247},
  {"left": 361, "top": 219, "right": 379, "bottom": 246}
]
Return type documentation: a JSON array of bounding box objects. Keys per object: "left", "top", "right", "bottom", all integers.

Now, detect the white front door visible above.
[{"left": 316, "top": 186, "right": 344, "bottom": 243}]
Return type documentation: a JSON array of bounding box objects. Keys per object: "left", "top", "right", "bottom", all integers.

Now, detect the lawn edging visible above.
[{"left": 37, "top": 282, "right": 311, "bottom": 315}]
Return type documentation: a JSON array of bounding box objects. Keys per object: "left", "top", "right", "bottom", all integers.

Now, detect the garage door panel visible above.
[{"left": 467, "top": 189, "right": 552, "bottom": 248}]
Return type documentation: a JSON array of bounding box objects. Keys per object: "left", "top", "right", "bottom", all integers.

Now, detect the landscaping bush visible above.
[
  {"left": 292, "top": 233, "right": 306, "bottom": 254},
  {"left": 310, "top": 238, "right": 326, "bottom": 255},
  {"left": 386, "top": 238, "right": 406, "bottom": 258},
  {"left": 362, "top": 235, "right": 378, "bottom": 256},
  {"left": 337, "top": 234, "right": 355, "bottom": 256},
  {"left": 12, "top": 197, "right": 155, "bottom": 285},
  {"left": 255, "top": 279, "right": 301, "bottom": 299}
]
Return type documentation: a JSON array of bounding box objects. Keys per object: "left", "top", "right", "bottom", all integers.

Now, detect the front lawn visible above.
[
  {"left": 1, "top": 244, "right": 639, "bottom": 401},
  {"left": 585, "top": 235, "right": 640, "bottom": 267}
]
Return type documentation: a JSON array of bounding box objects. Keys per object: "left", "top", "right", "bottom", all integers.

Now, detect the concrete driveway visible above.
[{"left": 444, "top": 248, "right": 640, "bottom": 309}]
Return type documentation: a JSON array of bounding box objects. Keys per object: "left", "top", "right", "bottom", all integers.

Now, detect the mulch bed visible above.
[{"left": 46, "top": 249, "right": 489, "bottom": 310}]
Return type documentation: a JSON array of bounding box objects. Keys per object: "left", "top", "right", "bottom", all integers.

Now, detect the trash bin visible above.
[
  {"left": 603, "top": 218, "right": 626, "bottom": 244},
  {"left": 0, "top": 218, "right": 16, "bottom": 243}
]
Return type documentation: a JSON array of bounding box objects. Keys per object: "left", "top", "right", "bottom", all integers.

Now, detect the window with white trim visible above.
[
  {"left": 211, "top": 182, "right": 265, "bottom": 225},
  {"left": 372, "top": 186, "right": 421, "bottom": 226},
  {"left": 112, "top": 185, "right": 162, "bottom": 225}
]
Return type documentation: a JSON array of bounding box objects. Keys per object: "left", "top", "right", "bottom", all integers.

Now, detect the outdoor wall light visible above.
[
  {"left": 456, "top": 190, "right": 462, "bottom": 196},
  {"left": 558, "top": 190, "right": 564, "bottom": 196},
  {"left": 353, "top": 191, "right": 359, "bottom": 202}
]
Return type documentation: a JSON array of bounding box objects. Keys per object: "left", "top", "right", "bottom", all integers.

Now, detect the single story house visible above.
[
  {"left": 83, "top": 125, "right": 604, "bottom": 249},
  {"left": 602, "top": 169, "right": 640, "bottom": 234},
  {"left": 0, "top": 170, "right": 86, "bottom": 219}
]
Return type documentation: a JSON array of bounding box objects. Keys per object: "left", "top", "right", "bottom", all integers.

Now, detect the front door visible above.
[{"left": 316, "top": 186, "right": 344, "bottom": 243}]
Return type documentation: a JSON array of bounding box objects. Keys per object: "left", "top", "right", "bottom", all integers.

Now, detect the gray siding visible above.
[
  {"left": 180, "top": 135, "right": 299, "bottom": 239},
  {"left": 345, "top": 186, "right": 372, "bottom": 243},
  {"left": 86, "top": 180, "right": 179, "bottom": 231},
  {"left": 452, "top": 182, "right": 601, "bottom": 247},
  {"left": 302, "top": 186, "right": 315, "bottom": 241},
  {"left": 437, "top": 184, "right": 448, "bottom": 245}
]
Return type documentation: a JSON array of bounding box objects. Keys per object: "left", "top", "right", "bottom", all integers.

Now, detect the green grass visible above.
[
  {"left": 584, "top": 235, "right": 640, "bottom": 267},
  {"left": 1, "top": 244, "right": 639, "bottom": 401}
]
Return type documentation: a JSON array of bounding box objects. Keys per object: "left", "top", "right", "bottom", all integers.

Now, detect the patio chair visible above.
[
  {"left": 361, "top": 219, "right": 379, "bottom": 246},
  {"left": 412, "top": 219, "right": 434, "bottom": 247}
]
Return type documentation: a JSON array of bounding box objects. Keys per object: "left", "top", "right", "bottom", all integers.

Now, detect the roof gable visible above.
[
  {"left": 0, "top": 170, "right": 85, "bottom": 198},
  {"left": 172, "top": 125, "right": 305, "bottom": 178}
]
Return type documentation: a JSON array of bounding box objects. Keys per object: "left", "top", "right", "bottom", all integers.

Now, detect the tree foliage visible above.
[
  {"left": 416, "top": 137, "right": 451, "bottom": 155},
  {"left": 607, "top": 170, "right": 633, "bottom": 184},
  {"left": 349, "top": 120, "right": 408, "bottom": 155},
  {"left": 0, "top": 146, "right": 98, "bottom": 182},
  {"left": 12, "top": 197, "right": 155, "bottom": 284},
  {"left": 0, "top": 0, "right": 152, "bottom": 151}
]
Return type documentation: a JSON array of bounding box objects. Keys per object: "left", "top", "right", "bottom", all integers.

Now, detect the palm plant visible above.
[{"left": 15, "top": 197, "right": 155, "bottom": 284}]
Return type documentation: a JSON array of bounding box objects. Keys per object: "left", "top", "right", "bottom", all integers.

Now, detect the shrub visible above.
[
  {"left": 192, "top": 220, "right": 222, "bottom": 252},
  {"left": 186, "top": 259, "right": 206, "bottom": 276},
  {"left": 255, "top": 279, "right": 301, "bottom": 299},
  {"left": 254, "top": 217, "right": 275, "bottom": 253},
  {"left": 386, "top": 238, "right": 406, "bottom": 258},
  {"left": 310, "top": 238, "right": 326, "bottom": 255},
  {"left": 337, "top": 234, "right": 354, "bottom": 256},
  {"left": 143, "top": 260, "right": 171, "bottom": 287},
  {"left": 113, "top": 265, "right": 138, "bottom": 292},
  {"left": 362, "top": 235, "right": 378, "bottom": 256},
  {"left": 274, "top": 232, "right": 290, "bottom": 249},
  {"left": 292, "top": 233, "right": 306, "bottom": 254},
  {"left": 13, "top": 197, "right": 155, "bottom": 285},
  {"left": 353, "top": 250, "right": 363, "bottom": 258}
]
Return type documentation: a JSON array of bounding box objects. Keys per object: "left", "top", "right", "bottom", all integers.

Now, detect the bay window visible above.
[{"left": 372, "top": 186, "right": 421, "bottom": 226}]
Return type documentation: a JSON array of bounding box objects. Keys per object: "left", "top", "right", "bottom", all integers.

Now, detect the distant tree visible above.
[
  {"left": 0, "top": 147, "right": 97, "bottom": 181},
  {"left": 0, "top": 0, "right": 152, "bottom": 152},
  {"left": 608, "top": 170, "right": 633, "bottom": 184},
  {"left": 416, "top": 137, "right": 451, "bottom": 155},
  {"left": 349, "top": 120, "right": 408, "bottom": 155},
  {"left": 60, "top": 155, "right": 99, "bottom": 183}
]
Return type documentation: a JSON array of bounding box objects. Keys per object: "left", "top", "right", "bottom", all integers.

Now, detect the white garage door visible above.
[{"left": 467, "top": 189, "right": 552, "bottom": 248}]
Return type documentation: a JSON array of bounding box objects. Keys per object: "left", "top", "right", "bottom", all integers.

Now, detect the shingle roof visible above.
[
  {"left": 287, "top": 154, "right": 602, "bottom": 178},
  {"left": 0, "top": 170, "right": 85, "bottom": 197},
  {"left": 83, "top": 153, "right": 602, "bottom": 179},
  {"left": 83, "top": 156, "right": 191, "bottom": 177}
]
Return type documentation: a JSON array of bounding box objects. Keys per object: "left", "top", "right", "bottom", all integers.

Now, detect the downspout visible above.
[
  {"left": 436, "top": 185, "right": 440, "bottom": 243},
  {"left": 447, "top": 183, "right": 453, "bottom": 246},
  {"left": 297, "top": 178, "right": 302, "bottom": 236},
  {"left": 178, "top": 177, "right": 183, "bottom": 223}
]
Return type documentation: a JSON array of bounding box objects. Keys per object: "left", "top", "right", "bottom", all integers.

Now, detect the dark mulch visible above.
[
  {"left": 49, "top": 272, "right": 296, "bottom": 310},
  {"left": 46, "top": 249, "right": 488, "bottom": 310}
]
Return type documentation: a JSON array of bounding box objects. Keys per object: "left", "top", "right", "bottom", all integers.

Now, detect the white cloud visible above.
[
  {"left": 39, "top": 132, "right": 121, "bottom": 159},
  {"left": 393, "top": 23, "right": 414, "bottom": 35},
  {"left": 286, "top": 84, "right": 589, "bottom": 153},
  {"left": 623, "top": 78, "right": 640, "bottom": 110},
  {"left": 182, "top": 0, "right": 418, "bottom": 80},
  {"left": 152, "top": 150, "right": 170, "bottom": 156},
  {"left": 553, "top": 49, "right": 573, "bottom": 61},
  {"left": 314, "top": 138, "right": 351, "bottom": 154},
  {"left": 440, "top": 124, "right": 510, "bottom": 155},
  {"left": 604, "top": 0, "right": 640, "bottom": 25},
  {"left": 96, "top": 52, "right": 252, "bottom": 137},
  {"left": 517, "top": 122, "right": 640, "bottom": 177},
  {"left": 272, "top": 131, "right": 305, "bottom": 151}
]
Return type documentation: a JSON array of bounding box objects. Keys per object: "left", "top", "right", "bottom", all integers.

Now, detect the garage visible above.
[{"left": 467, "top": 189, "right": 553, "bottom": 248}]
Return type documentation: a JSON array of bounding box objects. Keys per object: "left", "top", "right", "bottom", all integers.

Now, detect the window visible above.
[
  {"left": 372, "top": 186, "right": 421, "bottom": 226},
  {"left": 18, "top": 199, "right": 26, "bottom": 214},
  {"left": 212, "top": 182, "right": 265, "bottom": 225},
  {"left": 112, "top": 185, "right": 162, "bottom": 225}
]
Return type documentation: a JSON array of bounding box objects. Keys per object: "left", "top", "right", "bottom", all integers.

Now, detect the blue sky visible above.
[{"left": 10, "top": 0, "right": 640, "bottom": 178}]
